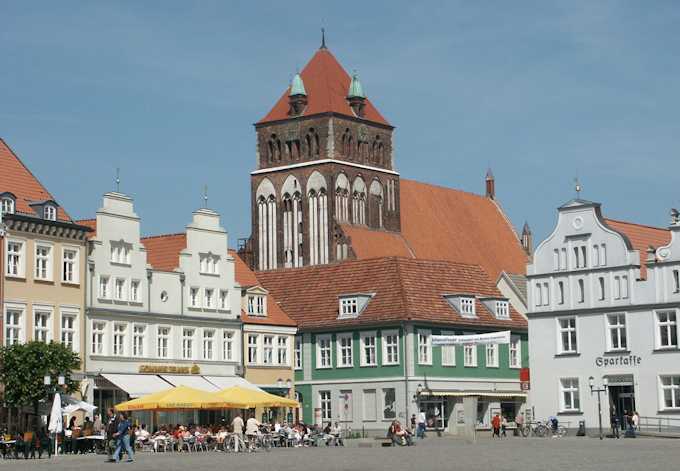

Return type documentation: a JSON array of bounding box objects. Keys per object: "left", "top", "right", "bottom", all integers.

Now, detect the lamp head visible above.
[
  {"left": 588, "top": 376, "right": 594, "bottom": 390},
  {"left": 43, "top": 375, "right": 51, "bottom": 386},
  {"left": 603, "top": 377, "right": 609, "bottom": 387}
]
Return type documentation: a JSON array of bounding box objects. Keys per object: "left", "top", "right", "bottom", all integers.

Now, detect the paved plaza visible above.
[{"left": 3, "top": 436, "right": 679, "bottom": 471}]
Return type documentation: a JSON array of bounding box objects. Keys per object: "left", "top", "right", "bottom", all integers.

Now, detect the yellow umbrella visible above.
[
  {"left": 115, "top": 385, "right": 233, "bottom": 411},
  {"left": 216, "top": 386, "right": 299, "bottom": 408}
]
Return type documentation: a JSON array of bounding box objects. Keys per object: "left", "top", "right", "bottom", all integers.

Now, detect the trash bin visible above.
[{"left": 577, "top": 420, "right": 586, "bottom": 436}]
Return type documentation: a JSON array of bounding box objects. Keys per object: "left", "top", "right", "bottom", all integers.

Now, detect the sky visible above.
[{"left": 2, "top": 1, "right": 680, "bottom": 246}]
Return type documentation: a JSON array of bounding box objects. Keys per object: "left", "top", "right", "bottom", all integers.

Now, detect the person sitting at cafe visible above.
[
  {"left": 331, "top": 422, "right": 344, "bottom": 446},
  {"left": 135, "top": 424, "right": 150, "bottom": 448}
]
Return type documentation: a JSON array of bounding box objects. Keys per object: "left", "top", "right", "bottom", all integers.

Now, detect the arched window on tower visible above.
[
  {"left": 335, "top": 173, "right": 350, "bottom": 223},
  {"left": 282, "top": 191, "right": 304, "bottom": 268},
  {"left": 352, "top": 176, "right": 367, "bottom": 225},
  {"left": 342, "top": 129, "right": 352, "bottom": 159},
  {"left": 307, "top": 171, "right": 328, "bottom": 266},
  {"left": 256, "top": 179, "right": 277, "bottom": 270},
  {"left": 305, "top": 128, "right": 320, "bottom": 158},
  {"left": 369, "top": 179, "right": 384, "bottom": 228}
]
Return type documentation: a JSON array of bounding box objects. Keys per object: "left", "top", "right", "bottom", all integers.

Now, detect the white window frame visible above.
[
  {"left": 557, "top": 280, "right": 565, "bottom": 305},
  {"left": 221, "top": 330, "right": 234, "bottom": 361},
  {"left": 319, "top": 390, "right": 332, "bottom": 421},
  {"left": 509, "top": 335, "right": 521, "bottom": 369},
  {"left": 182, "top": 328, "right": 195, "bottom": 360},
  {"left": 60, "top": 310, "right": 78, "bottom": 352},
  {"left": 463, "top": 340, "right": 477, "bottom": 367},
  {"left": 110, "top": 241, "right": 131, "bottom": 265},
  {"left": 673, "top": 269, "right": 680, "bottom": 294},
  {"left": 557, "top": 316, "right": 578, "bottom": 354},
  {"left": 5, "top": 239, "right": 25, "bottom": 278},
  {"left": 202, "top": 329, "right": 215, "bottom": 361},
  {"left": 382, "top": 330, "right": 400, "bottom": 366},
  {"left": 559, "top": 377, "right": 581, "bottom": 412},
  {"left": 33, "top": 308, "right": 52, "bottom": 342},
  {"left": 294, "top": 336, "right": 302, "bottom": 370},
  {"left": 655, "top": 310, "right": 679, "bottom": 350},
  {"left": 204, "top": 288, "right": 214, "bottom": 309},
  {"left": 130, "top": 279, "right": 141, "bottom": 303},
  {"left": 659, "top": 375, "right": 680, "bottom": 411},
  {"left": 495, "top": 301, "right": 509, "bottom": 319},
  {"left": 247, "top": 294, "right": 266, "bottom": 316},
  {"left": 340, "top": 298, "right": 358, "bottom": 318},
  {"left": 263, "top": 335, "right": 274, "bottom": 364},
  {"left": 113, "top": 323, "right": 127, "bottom": 356},
  {"left": 199, "top": 253, "right": 219, "bottom": 275},
  {"left": 460, "top": 298, "right": 476, "bottom": 317},
  {"left": 61, "top": 246, "right": 79, "bottom": 284},
  {"left": 598, "top": 277, "right": 605, "bottom": 301},
  {"left": 157, "top": 325, "right": 171, "bottom": 359},
  {"left": 4, "top": 304, "right": 25, "bottom": 346},
  {"left": 485, "top": 343, "right": 499, "bottom": 368},
  {"left": 189, "top": 287, "right": 200, "bottom": 308},
  {"left": 1, "top": 196, "right": 14, "bottom": 215},
  {"left": 34, "top": 243, "right": 53, "bottom": 281},
  {"left": 219, "top": 290, "right": 229, "bottom": 310},
  {"left": 336, "top": 333, "right": 353, "bottom": 368},
  {"left": 605, "top": 313, "right": 628, "bottom": 352},
  {"left": 360, "top": 331, "right": 377, "bottom": 367},
  {"left": 316, "top": 334, "right": 332, "bottom": 369},
  {"left": 247, "top": 333, "right": 259, "bottom": 364},
  {"left": 277, "top": 336, "right": 288, "bottom": 365},
  {"left": 132, "top": 324, "right": 146, "bottom": 358},
  {"left": 417, "top": 329, "right": 431, "bottom": 365},
  {"left": 621, "top": 275, "right": 629, "bottom": 299},
  {"left": 440, "top": 330, "right": 456, "bottom": 367},
  {"left": 114, "top": 277, "right": 126, "bottom": 301},
  {"left": 91, "top": 320, "right": 106, "bottom": 355},
  {"left": 99, "top": 275, "right": 110, "bottom": 299},
  {"left": 44, "top": 204, "right": 57, "bottom": 221}
]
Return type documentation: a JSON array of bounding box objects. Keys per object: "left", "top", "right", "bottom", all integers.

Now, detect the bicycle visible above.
[
  {"left": 223, "top": 433, "right": 246, "bottom": 453},
  {"left": 245, "top": 433, "right": 272, "bottom": 452}
]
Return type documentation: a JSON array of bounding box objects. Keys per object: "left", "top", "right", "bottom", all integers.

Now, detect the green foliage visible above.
[{"left": 0, "top": 341, "right": 80, "bottom": 407}]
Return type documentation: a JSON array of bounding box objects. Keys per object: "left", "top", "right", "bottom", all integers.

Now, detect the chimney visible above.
[
  {"left": 485, "top": 168, "right": 495, "bottom": 199},
  {"left": 521, "top": 221, "right": 533, "bottom": 256}
]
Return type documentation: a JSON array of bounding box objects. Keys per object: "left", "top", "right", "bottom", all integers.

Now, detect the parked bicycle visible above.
[{"left": 520, "top": 420, "right": 567, "bottom": 438}]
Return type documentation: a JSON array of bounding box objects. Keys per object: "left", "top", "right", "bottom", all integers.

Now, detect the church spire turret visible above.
[
  {"left": 288, "top": 73, "right": 307, "bottom": 116},
  {"left": 347, "top": 72, "right": 366, "bottom": 117}
]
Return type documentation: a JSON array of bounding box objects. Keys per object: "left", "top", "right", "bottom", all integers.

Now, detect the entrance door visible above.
[
  {"left": 608, "top": 385, "right": 635, "bottom": 428},
  {"left": 419, "top": 397, "right": 447, "bottom": 430}
]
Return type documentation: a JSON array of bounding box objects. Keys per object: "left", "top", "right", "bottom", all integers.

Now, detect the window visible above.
[
  {"left": 340, "top": 298, "right": 358, "bottom": 317},
  {"left": 559, "top": 378, "right": 581, "bottom": 412},
  {"left": 35, "top": 244, "right": 51, "bottom": 280},
  {"left": 263, "top": 335, "right": 274, "bottom": 364},
  {"left": 6, "top": 240, "right": 23, "bottom": 276},
  {"left": 199, "top": 254, "right": 219, "bottom": 274},
  {"left": 460, "top": 298, "right": 476, "bottom": 317},
  {"left": 361, "top": 332, "right": 377, "bottom": 366},
  {"left": 621, "top": 275, "right": 629, "bottom": 299},
  {"left": 656, "top": 311, "right": 678, "bottom": 349},
  {"left": 1, "top": 197, "right": 14, "bottom": 215},
  {"left": 418, "top": 330, "right": 431, "bottom": 364},
  {"left": 558, "top": 317, "right": 578, "bottom": 354},
  {"left": 464, "top": 342, "right": 477, "bottom": 367},
  {"left": 593, "top": 245, "right": 599, "bottom": 267},
  {"left": 553, "top": 249, "right": 559, "bottom": 271},
  {"left": 294, "top": 336, "right": 302, "bottom": 370},
  {"left": 182, "top": 328, "right": 195, "bottom": 359},
  {"left": 558, "top": 281, "right": 565, "bottom": 305},
  {"left": 189, "top": 288, "right": 199, "bottom": 308},
  {"left": 577, "top": 279, "right": 584, "bottom": 303},
  {"left": 606, "top": 314, "right": 627, "bottom": 351},
  {"left": 114, "top": 278, "right": 126, "bottom": 300},
  {"left": 130, "top": 280, "right": 140, "bottom": 302},
  {"left": 113, "top": 323, "right": 126, "bottom": 356},
  {"left": 573, "top": 247, "right": 580, "bottom": 268},
  {"left": 581, "top": 246, "right": 587, "bottom": 268},
  {"left": 204, "top": 288, "right": 214, "bottom": 309},
  {"left": 157, "top": 326, "right": 170, "bottom": 359},
  {"left": 222, "top": 330, "right": 234, "bottom": 361},
  {"left": 62, "top": 248, "right": 78, "bottom": 283},
  {"left": 110, "top": 241, "right": 131, "bottom": 264},
  {"left": 673, "top": 270, "right": 680, "bottom": 294},
  {"left": 99, "top": 276, "right": 110, "bottom": 299},
  {"left": 542, "top": 282, "right": 549, "bottom": 306},
  {"left": 5, "top": 309, "right": 23, "bottom": 346},
  {"left": 247, "top": 334, "right": 258, "bottom": 363},
  {"left": 535, "top": 282, "right": 542, "bottom": 307},
  {"left": 573, "top": 245, "right": 587, "bottom": 268},
  {"left": 61, "top": 313, "right": 76, "bottom": 351},
  {"left": 317, "top": 335, "right": 331, "bottom": 368},
  {"left": 660, "top": 376, "right": 680, "bottom": 410},
  {"left": 383, "top": 330, "right": 399, "bottom": 365},
  {"left": 485, "top": 344, "right": 499, "bottom": 368},
  {"left": 203, "top": 329, "right": 215, "bottom": 360},
  {"left": 277, "top": 336, "right": 288, "bottom": 365},
  {"left": 598, "top": 277, "right": 605, "bottom": 301},
  {"left": 560, "top": 248, "right": 567, "bottom": 270},
  {"left": 336, "top": 334, "right": 353, "bottom": 367},
  {"left": 91, "top": 321, "right": 105, "bottom": 355},
  {"left": 44, "top": 205, "right": 57, "bottom": 221},
  {"left": 219, "top": 290, "right": 229, "bottom": 310},
  {"left": 440, "top": 331, "right": 455, "bottom": 366},
  {"left": 495, "top": 301, "right": 509, "bottom": 319},
  {"left": 600, "top": 244, "right": 607, "bottom": 265},
  {"left": 133, "top": 325, "right": 146, "bottom": 357},
  {"left": 247, "top": 295, "right": 266, "bottom": 315},
  {"left": 34, "top": 310, "right": 51, "bottom": 342},
  {"left": 509, "top": 336, "right": 521, "bottom": 368},
  {"left": 319, "top": 391, "right": 332, "bottom": 421}
]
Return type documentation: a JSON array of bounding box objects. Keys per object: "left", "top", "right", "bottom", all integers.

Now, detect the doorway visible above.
[
  {"left": 607, "top": 385, "right": 635, "bottom": 429},
  {"left": 419, "top": 396, "right": 447, "bottom": 430}
]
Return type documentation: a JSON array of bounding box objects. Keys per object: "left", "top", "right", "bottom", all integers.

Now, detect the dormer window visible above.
[
  {"left": 444, "top": 294, "right": 478, "bottom": 318},
  {"left": 340, "top": 298, "right": 358, "bottom": 317},
  {"left": 337, "top": 293, "right": 374, "bottom": 319},
  {"left": 1, "top": 196, "right": 15, "bottom": 215},
  {"left": 460, "top": 298, "right": 476, "bottom": 317},
  {"left": 247, "top": 295, "right": 266, "bottom": 316},
  {"left": 495, "top": 301, "right": 510, "bottom": 319},
  {"left": 44, "top": 204, "right": 56, "bottom": 221}
]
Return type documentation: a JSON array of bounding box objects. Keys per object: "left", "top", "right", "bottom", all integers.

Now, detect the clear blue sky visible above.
[{"left": 2, "top": 1, "right": 680, "bottom": 246}]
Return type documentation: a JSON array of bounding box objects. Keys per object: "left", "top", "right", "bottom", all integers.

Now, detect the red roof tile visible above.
[
  {"left": 141, "top": 233, "right": 186, "bottom": 272},
  {"left": 76, "top": 218, "right": 97, "bottom": 238},
  {"left": 256, "top": 257, "right": 526, "bottom": 331},
  {"left": 0, "top": 138, "right": 71, "bottom": 222},
  {"left": 604, "top": 218, "right": 671, "bottom": 278},
  {"left": 347, "top": 179, "right": 528, "bottom": 282},
  {"left": 258, "top": 48, "right": 390, "bottom": 126}
]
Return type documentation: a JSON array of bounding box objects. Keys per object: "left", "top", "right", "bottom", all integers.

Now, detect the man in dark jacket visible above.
[{"left": 105, "top": 408, "right": 118, "bottom": 462}]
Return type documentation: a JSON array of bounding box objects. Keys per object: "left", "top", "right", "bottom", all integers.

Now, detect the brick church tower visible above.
[{"left": 247, "top": 41, "right": 400, "bottom": 270}]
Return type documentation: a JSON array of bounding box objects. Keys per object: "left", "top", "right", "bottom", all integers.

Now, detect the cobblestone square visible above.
[{"left": 4, "top": 437, "right": 680, "bottom": 471}]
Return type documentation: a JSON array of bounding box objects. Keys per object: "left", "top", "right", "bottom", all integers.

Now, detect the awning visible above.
[
  {"left": 203, "top": 375, "right": 265, "bottom": 393},
  {"left": 101, "top": 374, "right": 172, "bottom": 398},
  {"left": 428, "top": 391, "right": 527, "bottom": 398},
  {"left": 160, "top": 375, "right": 219, "bottom": 391}
]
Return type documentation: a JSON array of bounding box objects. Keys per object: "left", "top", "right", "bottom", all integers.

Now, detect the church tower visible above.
[{"left": 249, "top": 41, "right": 400, "bottom": 271}]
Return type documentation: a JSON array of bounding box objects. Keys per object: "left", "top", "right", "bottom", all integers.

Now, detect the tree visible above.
[{"left": 0, "top": 341, "right": 80, "bottom": 408}]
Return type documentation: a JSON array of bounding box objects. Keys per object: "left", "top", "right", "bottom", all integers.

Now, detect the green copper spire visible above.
[
  {"left": 289, "top": 73, "right": 306, "bottom": 96},
  {"left": 347, "top": 72, "right": 365, "bottom": 99}
]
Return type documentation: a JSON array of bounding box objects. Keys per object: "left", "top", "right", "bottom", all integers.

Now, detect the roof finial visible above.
[
  {"left": 203, "top": 184, "right": 208, "bottom": 208},
  {"left": 320, "top": 28, "right": 327, "bottom": 49},
  {"left": 115, "top": 167, "right": 120, "bottom": 193},
  {"left": 574, "top": 176, "right": 582, "bottom": 199}
]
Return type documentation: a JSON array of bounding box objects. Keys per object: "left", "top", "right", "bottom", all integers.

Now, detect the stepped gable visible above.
[
  {"left": 604, "top": 218, "right": 671, "bottom": 278},
  {"left": 231, "top": 250, "right": 296, "bottom": 327},
  {"left": 258, "top": 48, "right": 390, "bottom": 126},
  {"left": 0, "top": 138, "right": 71, "bottom": 221},
  {"left": 344, "top": 179, "right": 528, "bottom": 281},
  {"left": 256, "top": 257, "right": 527, "bottom": 330},
  {"left": 141, "top": 233, "right": 187, "bottom": 272}
]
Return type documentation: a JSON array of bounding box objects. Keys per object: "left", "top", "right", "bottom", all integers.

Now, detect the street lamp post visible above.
[
  {"left": 589, "top": 376, "right": 609, "bottom": 440},
  {"left": 413, "top": 384, "right": 423, "bottom": 438}
]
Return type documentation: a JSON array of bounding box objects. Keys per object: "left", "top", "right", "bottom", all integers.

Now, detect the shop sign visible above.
[
  {"left": 432, "top": 330, "right": 511, "bottom": 346},
  {"left": 595, "top": 355, "right": 641, "bottom": 367},
  {"left": 138, "top": 364, "right": 201, "bottom": 374}
]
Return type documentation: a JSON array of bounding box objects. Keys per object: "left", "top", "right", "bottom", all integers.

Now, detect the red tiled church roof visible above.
[
  {"left": 345, "top": 179, "right": 529, "bottom": 282},
  {"left": 258, "top": 48, "right": 390, "bottom": 126},
  {"left": 604, "top": 218, "right": 671, "bottom": 278},
  {"left": 256, "top": 257, "right": 526, "bottom": 331},
  {"left": 141, "top": 233, "right": 186, "bottom": 272},
  {"left": 0, "top": 138, "right": 71, "bottom": 222}
]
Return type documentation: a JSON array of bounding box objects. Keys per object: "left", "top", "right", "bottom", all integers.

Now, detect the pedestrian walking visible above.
[
  {"left": 410, "top": 414, "right": 416, "bottom": 434},
  {"left": 632, "top": 411, "right": 640, "bottom": 432},
  {"left": 112, "top": 412, "right": 134, "bottom": 463},
  {"left": 610, "top": 407, "right": 620, "bottom": 439},
  {"left": 105, "top": 408, "right": 118, "bottom": 462},
  {"left": 515, "top": 412, "right": 525, "bottom": 436},
  {"left": 416, "top": 411, "right": 426, "bottom": 439},
  {"left": 491, "top": 413, "right": 501, "bottom": 438},
  {"left": 501, "top": 415, "right": 508, "bottom": 438}
]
